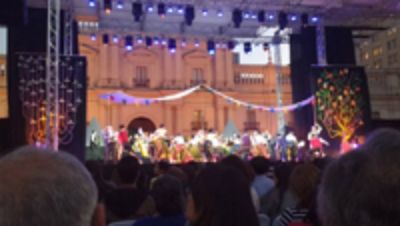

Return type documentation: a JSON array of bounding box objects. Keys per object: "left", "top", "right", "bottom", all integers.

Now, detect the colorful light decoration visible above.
[
  {"left": 17, "top": 54, "right": 84, "bottom": 145},
  {"left": 315, "top": 68, "right": 364, "bottom": 142}
]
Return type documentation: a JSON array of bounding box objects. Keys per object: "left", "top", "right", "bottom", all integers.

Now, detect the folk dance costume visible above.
[
  {"left": 250, "top": 132, "right": 269, "bottom": 158},
  {"left": 285, "top": 132, "right": 299, "bottom": 162},
  {"left": 103, "top": 126, "right": 118, "bottom": 163},
  {"left": 307, "top": 123, "right": 329, "bottom": 158}
]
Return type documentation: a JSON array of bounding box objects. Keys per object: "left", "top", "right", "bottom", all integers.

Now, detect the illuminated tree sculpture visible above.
[{"left": 315, "top": 68, "right": 364, "bottom": 142}]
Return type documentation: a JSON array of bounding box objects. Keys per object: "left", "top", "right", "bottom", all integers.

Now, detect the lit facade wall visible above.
[{"left": 80, "top": 34, "right": 293, "bottom": 135}]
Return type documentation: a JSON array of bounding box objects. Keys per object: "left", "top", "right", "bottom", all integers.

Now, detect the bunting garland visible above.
[{"left": 99, "top": 85, "right": 314, "bottom": 113}]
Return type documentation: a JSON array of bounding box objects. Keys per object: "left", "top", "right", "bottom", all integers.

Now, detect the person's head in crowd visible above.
[
  {"left": 220, "top": 155, "right": 255, "bottom": 185},
  {"left": 363, "top": 128, "right": 400, "bottom": 158},
  {"left": 166, "top": 166, "right": 188, "bottom": 186},
  {"left": 186, "top": 165, "right": 260, "bottom": 226},
  {"left": 250, "top": 156, "right": 271, "bottom": 176},
  {"left": 318, "top": 146, "right": 400, "bottom": 226},
  {"left": 117, "top": 156, "right": 140, "bottom": 185},
  {"left": 151, "top": 175, "right": 184, "bottom": 217},
  {"left": 154, "top": 160, "right": 170, "bottom": 176},
  {"left": 0, "top": 146, "right": 98, "bottom": 226},
  {"left": 289, "top": 163, "right": 320, "bottom": 208}
]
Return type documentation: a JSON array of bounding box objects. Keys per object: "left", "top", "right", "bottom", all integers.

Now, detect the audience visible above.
[
  {"left": 0, "top": 146, "right": 98, "bottom": 226},
  {"left": 2, "top": 128, "right": 400, "bottom": 226},
  {"left": 318, "top": 128, "right": 400, "bottom": 226},
  {"left": 274, "top": 163, "right": 320, "bottom": 226},
  {"left": 105, "top": 156, "right": 154, "bottom": 223},
  {"left": 250, "top": 156, "right": 275, "bottom": 198},
  {"left": 134, "top": 175, "right": 186, "bottom": 226},
  {"left": 186, "top": 164, "right": 260, "bottom": 226}
]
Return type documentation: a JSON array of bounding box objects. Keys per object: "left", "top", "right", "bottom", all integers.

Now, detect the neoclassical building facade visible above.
[{"left": 80, "top": 34, "right": 293, "bottom": 135}]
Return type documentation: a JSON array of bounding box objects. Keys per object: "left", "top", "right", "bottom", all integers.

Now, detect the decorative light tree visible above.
[{"left": 315, "top": 68, "right": 364, "bottom": 143}]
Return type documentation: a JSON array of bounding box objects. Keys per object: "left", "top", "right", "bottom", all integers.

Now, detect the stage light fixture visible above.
[
  {"left": 217, "top": 9, "right": 224, "bottom": 17},
  {"left": 116, "top": 0, "right": 124, "bottom": 9},
  {"left": 125, "top": 36, "right": 133, "bottom": 51},
  {"left": 185, "top": 5, "right": 195, "bottom": 26},
  {"left": 243, "top": 11, "right": 250, "bottom": 19},
  {"left": 167, "top": 6, "right": 174, "bottom": 13},
  {"left": 232, "top": 9, "right": 243, "bottom": 28},
  {"left": 278, "top": 11, "right": 288, "bottom": 30},
  {"left": 132, "top": 2, "right": 143, "bottom": 22},
  {"left": 194, "top": 39, "right": 200, "bottom": 48},
  {"left": 311, "top": 16, "right": 319, "bottom": 23},
  {"left": 136, "top": 36, "right": 143, "bottom": 44},
  {"left": 202, "top": 8, "right": 208, "bottom": 16},
  {"left": 207, "top": 40, "right": 216, "bottom": 55},
  {"left": 227, "top": 40, "right": 236, "bottom": 50},
  {"left": 177, "top": 5, "right": 184, "bottom": 14},
  {"left": 145, "top": 36, "right": 153, "bottom": 47},
  {"left": 90, "top": 34, "right": 96, "bottom": 41},
  {"left": 244, "top": 42, "right": 252, "bottom": 54},
  {"left": 147, "top": 4, "right": 154, "bottom": 12},
  {"left": 104, "top": 0, "right": 112, "bottom": 14},
  {"left": 290, "top": 15, "right": 297, "bottom": 21},
  {"left": 161, "top": 38, "right": 167, "bottom": 46},
  {"left": 88, "top": 0, "right": 96, "bottom": 7},
  {"left": 102, "top": 34, "right": 109, "bottom": 45},
  {"left": 112, "top": 35, "right": 119, "bottom": 43},
  {"left": 181, "top": 39, "right": 187, "bottom": 47},
  {"left": 168, "top": 38, "right": 177, "bottom": 53},
  {"left": 268, "top": 14, "right": 275, "bottom": 20},
  {"left": 251, "top": 13, "right": 257, "bottom": 19},
  {"left": 257, "top": 10, "right": 266, "bottom": 23},
  {"left": 153, "top": 37, "right": 160, "bottom": 45},
  {"left": 158, "top": 3, "right": 166, "bottom": 17},
  {"left": 263, "top": 42, "right": 269, "bottom": 51}
]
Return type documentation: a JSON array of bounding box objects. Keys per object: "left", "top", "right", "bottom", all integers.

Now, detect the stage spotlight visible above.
[
  {"left": 161, "top": 38, "right": 167, "bottom": 46},
  {"left": 167, "top": 6, "right": 174, "bottom": 13},
  {"left": 227, "top": 40, "right": 236, "bottom": 50},
  {"left": 251, "top": 12, "right": 257, "bottom": 19},
  {"left": 112, "top": 35, "right": 119, "bottom": 43},
  {"left": 244, "top": 42, "right": 252, "bottom": 54},
  {"left": 102, "top": 34, "right": 109, "bottom": 45},
  {"left": 90, "top": 34, "right": 96, "bottom": 41},
  {"left": 125, "top": 36, "right": 133, "bottom": 51},
  {"left": 145, "top": 36, "right": 153, "bottom": 47},
  {"left": 181, "top": 38, "right": 187, "bottom": 47},
  {"left": 177, "top": 5, "right": 184, "bottom": 14},
  {"left": 153, "top": 37, "right": 160, "bottom": 45},
  {"left": 278, "top": 11, "right": 288, "bottom": 30},
  {"left": 243, "top": 11, "right": 250, "bottom": 19},
  {"left": 168, "top": 38, "right": 177, "bottom": 53},
  {"left": 194, "top": 39, "right": 200, "bottom": 48},
  {"left": 132, "top": 2, "right": 143, "bottom": 22},
  {"left": 301, "top": 13, "right": 309, "bottom": 26},
  {"left": 136, "top": 36, "right": 143, "bottom": 44},
  {"left": 116, "top": 0, "right": 124, "bottom": 9},
  {"left": 202, "top": 8, "right": 208, "bottom": 16},
  {"left": 268, "top": 14, "right": 274, "bottom": 20},
  {"left": 257, "top": 10, "right": 266, "bottom": 23},
  {"left": 158, "top": 3, "right": 166, "bottom": 17},
  {"left": 290, "top": 15, "right": 297, "bottom": 21},
  {"left": 207, "top": 40, "right": 216, "bottom": 55},
  {"left": 217, "top": 9, "right": 224, "bottom": 17},
  {"left": 311, "top": 16, "right": 319, "bottom": 23},
  {"left": 185, "top": 5, "right": 195, "bottom": 26},
  {"left": 88, "top": 0, "right": 96, "bottom": 7},
  {"left": 263, "top": 42, "right": 269, "bottom": 51},
  {"left": 104, "top": 0, "right": 112, "bottom": 14},
  {"left": 147, "top": 4, "right": 154, "bottom": 12},
  {"left": 232, "top": 9, "right": 243, "bottom": 28}
]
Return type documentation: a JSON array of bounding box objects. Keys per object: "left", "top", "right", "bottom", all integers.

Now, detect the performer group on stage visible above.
[{"left": 89, "top": 122, "right": 335, "bottom": 164}]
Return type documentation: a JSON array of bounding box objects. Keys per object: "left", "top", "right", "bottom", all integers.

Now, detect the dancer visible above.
[
  {"left": 103, "top": 126, "right": 117, "bottom": 163},
  {"left": 307, "top": 123, "right": 329, "bottom": 159}
]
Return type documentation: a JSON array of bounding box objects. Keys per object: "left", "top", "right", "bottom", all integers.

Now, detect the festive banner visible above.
[{"left": 99, "top": 85, "right": 315, "bottom": 113}]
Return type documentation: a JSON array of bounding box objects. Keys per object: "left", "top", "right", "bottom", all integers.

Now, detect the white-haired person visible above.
[{"left": 0, "top": 146, "right": 99, "bottom": 226}]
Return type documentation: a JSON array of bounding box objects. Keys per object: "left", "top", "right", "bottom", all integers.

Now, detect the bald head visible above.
[{"left": 0, "top": 146, "right": 98, "bottom": 226}]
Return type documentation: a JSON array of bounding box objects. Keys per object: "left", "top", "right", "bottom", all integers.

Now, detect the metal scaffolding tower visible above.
[
  {"left": 64, "top": 0, "right": 74, "bottom": 55},
  {"left": 272, "top": 32, "right": 286, "bottom": 134},
  {"left": 46, "top": 0, "right": 60, "bottom": 150},
  {"left": 316, "top": 19, "right": 327, "bottom": 65}
]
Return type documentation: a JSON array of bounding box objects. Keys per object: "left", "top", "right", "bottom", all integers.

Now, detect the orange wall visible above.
[{"left": 80, "top": 34, "right": 293, "bottom": 135}]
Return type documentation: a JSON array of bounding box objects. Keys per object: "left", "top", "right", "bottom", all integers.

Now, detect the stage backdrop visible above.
[{"left": 311, "top": 66, "right": 371, "bottom": 151}]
